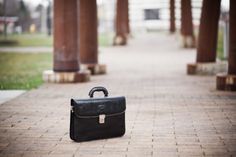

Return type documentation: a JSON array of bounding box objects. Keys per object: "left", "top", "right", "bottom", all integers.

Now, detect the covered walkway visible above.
[{"left": 0, "top": 33, "right": 236, "bottom": 157}]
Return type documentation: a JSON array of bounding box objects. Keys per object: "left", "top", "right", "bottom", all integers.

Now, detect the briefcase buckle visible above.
[{"left": 99, "top": 114, "right": 106, "bottom": 124}]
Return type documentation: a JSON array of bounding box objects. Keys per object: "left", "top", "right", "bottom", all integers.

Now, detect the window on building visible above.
[{"left": 144, "top": 9, "right": 160, "bottom": 20}]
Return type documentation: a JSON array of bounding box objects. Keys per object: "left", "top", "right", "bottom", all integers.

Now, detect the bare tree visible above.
[
  {"left": 46, "top": 0, "right": 52, "bottom": 36},
  {"left": 18, "top": 0, "right": 31, "bottom": 32}
]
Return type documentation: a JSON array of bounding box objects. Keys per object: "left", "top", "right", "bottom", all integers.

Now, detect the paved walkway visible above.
[
  {"left": 0, "top": 33, "right": 236, "bottom": 157},
  {"left": 0, "top": 90, "right": 26, "bottom": 105},
  {"left": 0, "top": 47, "right": 52, "bottom": 53}
]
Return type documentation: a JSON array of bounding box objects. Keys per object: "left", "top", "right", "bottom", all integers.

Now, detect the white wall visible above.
[{"left": 98, "top": 0, "right": 203, "bottom": 33}]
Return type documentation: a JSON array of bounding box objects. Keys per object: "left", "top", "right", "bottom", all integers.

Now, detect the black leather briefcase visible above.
[{"left": 70, "top": 87, "right": 126, "bottom": 142}]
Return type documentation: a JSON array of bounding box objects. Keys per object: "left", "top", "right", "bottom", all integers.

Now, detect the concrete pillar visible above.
[
  {"left": 43, "top": 0, "right": 90, "bottom": 83},
  {"left": 79, "top": 0, "right": 106, "bottom": 75},
  {"left": 196, "top": 0, "right": 221, "bottom": 63},
  {"left": 217, "top": 0, "right": 236, "bottom": 91},
  {"left": 228, "top": 0, "right": 236, "bottom": 76},
  {"left": 170, "top": 0, "right": 176, "bottom": 33},
  {"left": 113, "top": 0, "right": 129, "bottom": 45},
  {"left": 187, "top": 0, "right": 226, "bottom": 75},
  {"left": 180, "top": 0, "right": 195, "bottom": 48},
  {"left": 124, "top": 0, "right": 130, "bottom": 35}
]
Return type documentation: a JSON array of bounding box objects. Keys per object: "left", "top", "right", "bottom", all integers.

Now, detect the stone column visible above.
[
  {"left": 170, "top": 0, "right": 176, "bottom": 33},
  {"left": 124, "top": 0, "right": 130, "bottom": 35},
  {"left": 43, "top": 0, "right": 90, "bottom": 83},
  {"left": 217, "top": 0, "right": 236, "bottom": 91},
  {"left": 196, "top": 0, "right": 221, "bottom": 63},
  {"left": 79, "top": 0, "right": 106, "bottom": 75},
  {"left": 113, "top": 0, "right": 129, "bottom": 45},
  {"left": 187, "top": 0, "right": 226, "bottom": 75},
  {"left": 180, "top": 0, "right": 195, "bottom": 48}
]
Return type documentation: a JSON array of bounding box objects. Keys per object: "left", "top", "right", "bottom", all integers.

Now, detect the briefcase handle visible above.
[{"left": 89, "top": 87, "right": 109, "bottom": 98}]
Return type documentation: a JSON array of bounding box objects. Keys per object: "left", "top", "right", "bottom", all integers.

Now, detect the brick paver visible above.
[{"left": 0, "top": 33, "right": 236, "bottom": 157}]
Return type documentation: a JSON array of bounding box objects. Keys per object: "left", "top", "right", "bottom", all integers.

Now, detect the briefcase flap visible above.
[{"left": 71, "top": 96, "right": 126, "bottom": 117}]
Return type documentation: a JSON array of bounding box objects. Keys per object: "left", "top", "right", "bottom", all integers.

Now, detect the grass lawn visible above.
[
  {"left": 217, "top": 29, "right": 224, "bottom": 60},
  {"left": 0, "top": 33, "right": 111, "bottom": 47},
  {"left": 99, "top": 32, "right": 113, "bottom": 47},
  {"left": 0, "top": 52, "right": 52, "bottom": 90},
  {"left": 0, "top": 33, "right": 111, "bottom": 90},
  {"left": 0, "top": 34, "right": 53, "bottom": 47}
]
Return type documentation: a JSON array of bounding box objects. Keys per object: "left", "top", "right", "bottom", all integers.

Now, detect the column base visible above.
[
  {"left": 113, "top": 35, "right": 127, "bottom": 46},
  {"left": 216, "top": 73, "right": 236, "bottom": 91},
  {"left": 187, "top": 62, "right": 227, "bottom": 75},
  {"left": 81, "top": 63, "right": 106, "bottom": 75},
  {"left": 43, "top": 70, "right": 90, "bottom": 83},
  {"left": 182, "top": 35, "right": 196, "bottom": 48}
]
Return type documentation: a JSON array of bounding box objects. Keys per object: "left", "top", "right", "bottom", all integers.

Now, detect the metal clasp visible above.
[{"left": 99, "top": 114, "right": 106, "bottom": 124}]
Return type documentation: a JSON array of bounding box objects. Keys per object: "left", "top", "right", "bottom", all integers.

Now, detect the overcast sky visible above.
[
  {"left": 23, "top": 0, "right": 230, "bottom": 10},
  {"left": 23, "top": 0, "right": 49, "bottom": 6}
]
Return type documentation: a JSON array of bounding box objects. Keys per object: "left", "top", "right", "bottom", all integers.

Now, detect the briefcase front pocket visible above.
[{"left": 70, "top": 87, "right": 126, "bottom": 142}]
